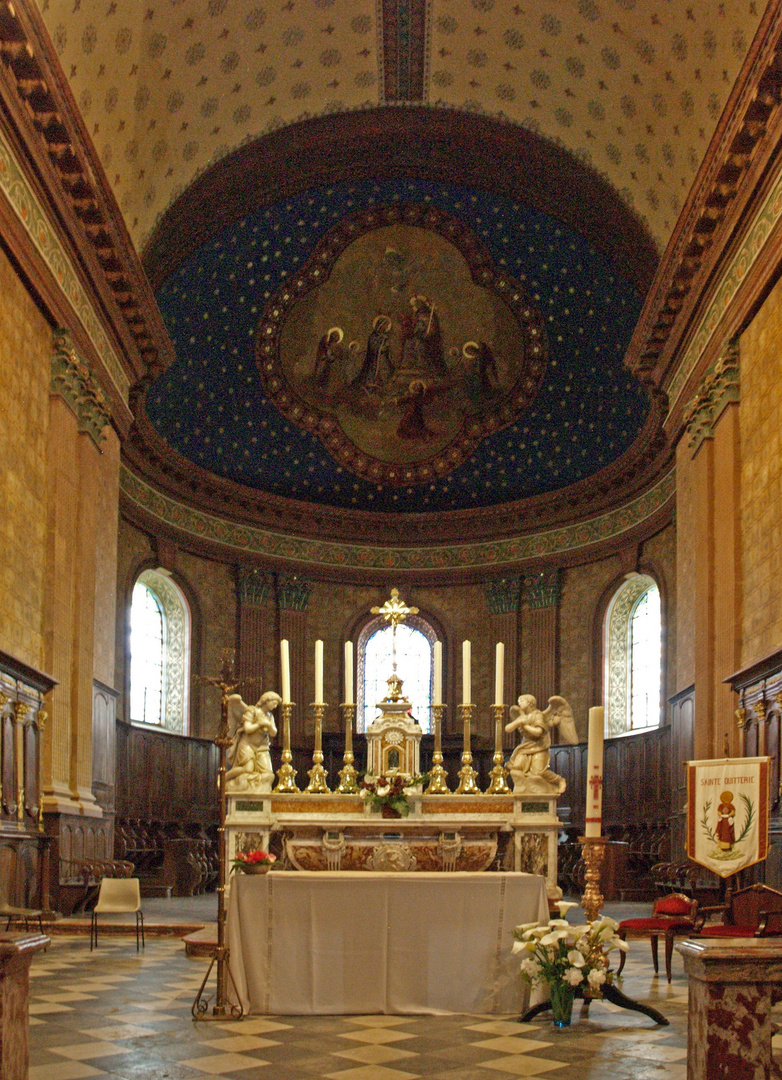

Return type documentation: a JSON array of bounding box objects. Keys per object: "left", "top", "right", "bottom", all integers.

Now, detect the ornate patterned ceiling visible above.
[
  {"left": 19, "top": 0, "right": 770, "bottom": 559},
  {"left": 37, "top": 0, "right": 763, "bottom": 253}
]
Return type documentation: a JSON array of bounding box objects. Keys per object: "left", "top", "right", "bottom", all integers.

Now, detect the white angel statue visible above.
[
  {"left": 504, "top": 694, "right": 579, "bottom": 794},
  {"left": 224, "top": 690, "right": 281, "bottom": 794}
]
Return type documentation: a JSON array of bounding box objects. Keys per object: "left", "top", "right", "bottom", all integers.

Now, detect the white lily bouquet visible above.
[{"left": 513, "top": 901, "right": 628, "bottom": 1026}]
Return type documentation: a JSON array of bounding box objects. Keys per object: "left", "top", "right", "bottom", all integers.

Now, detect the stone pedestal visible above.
[
  {"left": 0, "top": 932, "right": 49, "bottom": 1080},
  {"left": 677, "top": 937, "right": 782, "bottom": 1080}
]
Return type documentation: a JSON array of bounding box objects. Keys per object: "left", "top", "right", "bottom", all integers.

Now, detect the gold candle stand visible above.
[
  {"left": 455, "top": 703, "right": 480, "bottom": 794},
  {"left": 305, "top": 702, "right": 330, "bottom": 793},
  {"left": 579, "top": 835, "right": 607, "bottom": 922},
  {"left": 336, "top": 703, "right": 359, "bottom": 794},
  {"left": 425, "top": 703, "right": 450, "bottom": 794},
  {"left": 486, "top": 703, "right": 511, "bottom": 794},
  {"left": 273, "top": 701, "right": 299, "bottom": 793}
]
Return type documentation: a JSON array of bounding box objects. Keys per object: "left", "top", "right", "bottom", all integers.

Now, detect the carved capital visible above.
[
  {"left": 682, "top": 339, "right": 740, "bottom": 454},
  {"left": 277, "top": 574, "right": 312, "bottom": 612},
  {"left": 523, "top": 569, "right": 560, "bottom": 611},
  {"left": 238, "top": 567, "right": 271, "bottom": 606},
  {"left": 51, "top": 329, "right": 110, "bottom": 447},
  {"left": 484, "top": 577, "right": 521, "bottom": 615},
  {"left": 754, "top": 698, "right": 767, "bottom": 724}
]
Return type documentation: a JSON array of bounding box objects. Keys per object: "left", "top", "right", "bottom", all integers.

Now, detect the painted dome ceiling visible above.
[{"left": 30, "top": 0, "right": 767, "bottom": 551}]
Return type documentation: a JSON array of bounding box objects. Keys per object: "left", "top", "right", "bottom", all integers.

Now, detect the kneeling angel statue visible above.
[
  {"left": 224, "top": 690, "right": 281, "bottom": 794},
  {"left": 505, "top": 694, "right": 579, "bottom": 794}
]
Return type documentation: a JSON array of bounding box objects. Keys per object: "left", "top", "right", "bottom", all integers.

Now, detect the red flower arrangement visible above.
[{"left": 231, "top": 849, "right": 277, "bottom": 873}]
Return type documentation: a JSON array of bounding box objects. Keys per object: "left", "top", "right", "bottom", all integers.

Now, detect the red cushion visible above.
[
  {"left": 655, "top": 896, "right": 693, "bottom": 916},
  {"left": 698, "top": 925, "right": 758, "bottom": 937},
  {"left": 619, "top": 917, "right": 694, "bottom": 932}
]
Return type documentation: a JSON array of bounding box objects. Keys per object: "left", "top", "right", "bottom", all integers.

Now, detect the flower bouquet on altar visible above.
[
  {"left": 231, "top": 849, "right": 276, "bottom": 874},
  {"left": 359, "top": 773, "right": 428, "bottom": 818},
  {"left": 513, "top": 901, "right": 628, "bottom": 1027}
]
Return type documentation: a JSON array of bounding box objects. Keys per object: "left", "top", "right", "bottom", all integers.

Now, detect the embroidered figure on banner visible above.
[{"left": 700, "top": 789, "right": 754, "bottom": 863}]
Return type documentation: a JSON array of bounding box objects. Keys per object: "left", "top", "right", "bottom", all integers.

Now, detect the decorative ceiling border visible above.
[
  {"left": 667, "top": 157, "right": 782, "bottom": 416},
  {"left": 0, "top": 0, "right": 174, "bottom": 380},
  {"left": 627, "top": 0, "right": 782, "bottom": 392},
  {"left": 0, "top": 127, "right": 128, "bottom": 404},
  {"left": 120, "top": 465, "right": 675, "bottom": 574}
]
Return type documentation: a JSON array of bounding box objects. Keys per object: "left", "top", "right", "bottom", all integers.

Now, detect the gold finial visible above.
[{"left": 371, "top": 588, "right": 419, "bottom": 628}]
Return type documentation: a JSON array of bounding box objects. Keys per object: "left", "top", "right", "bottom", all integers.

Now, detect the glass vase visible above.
[{"left": 548, "top": 982, "right": 575, "bottom": 1028}]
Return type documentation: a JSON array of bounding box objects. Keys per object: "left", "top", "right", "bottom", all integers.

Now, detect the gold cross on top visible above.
[{"left": 371, "top": 588, "right": 419, "bottom": 628}]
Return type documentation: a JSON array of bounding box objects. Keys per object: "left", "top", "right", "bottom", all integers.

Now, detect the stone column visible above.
[
  {"left": 678, "top": 344, "right": 741, "bottom": 759},
  {"left": 277, "top": 575, "right": 312, "bottom": 746},
  {"left": 43, "top": 330, "right": 111, "bottom": 816},
  {"left": 522, "top": 569, "right": 560, "bottom": 708},
  {"left": 237, "top": 569, "right": 272, "bottom": 691},
  {"left": 484, "top": 577, "right": 521, "bottom": 749},
  {"left": 677, "top": 938, "right": 782, "bottom": 1080}
]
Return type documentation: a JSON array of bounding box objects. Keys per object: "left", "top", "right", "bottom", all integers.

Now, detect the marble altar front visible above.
[{"left": 226, "top": 790, "right": 561, "bottom": 893}]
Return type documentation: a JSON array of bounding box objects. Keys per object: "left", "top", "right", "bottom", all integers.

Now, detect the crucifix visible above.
[{"left": 371, "top": 588, "right": 418, "bottom": 701}]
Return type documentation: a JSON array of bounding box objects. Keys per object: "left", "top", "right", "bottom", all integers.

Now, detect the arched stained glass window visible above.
[
  {"left": 604, "top": 575, "right": 662, "bottom": 736},
  {"left": 357, "top": 615, "right": 436, "bottom": 733},
  {"left": 130, "top": 581, "right": 164, "bottom": 725},
  {"left": 129, "top": 569, "right": 190, "bottom": 733}
]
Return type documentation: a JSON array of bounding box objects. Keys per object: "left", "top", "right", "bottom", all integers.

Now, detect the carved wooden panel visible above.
[{"left": 115, "top": 720, "right": 219, "bottom": 823}]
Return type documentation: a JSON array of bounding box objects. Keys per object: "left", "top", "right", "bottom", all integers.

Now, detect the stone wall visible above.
[
  {"left": 0, "top": 245, "right": 51, "bottom": 666},
  {"left": 116, "top": 520, "right": 677, "bottom": 747},
  {"left": 741, "top": 283, "right": 782, "bottom": 667}
]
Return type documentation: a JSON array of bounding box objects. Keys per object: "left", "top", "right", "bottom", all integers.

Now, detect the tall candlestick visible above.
[
  {"left": 462, "top": 640, "right": 471, "bottom": 703},
  {"left": 585, "top": 706, "right": 605, "bottom": 838},
  {"left": 344, "top": 641, "right": 354, "bottom": 705},
  {"left": 494, "top": 642, "right": 504, "bottom": 706},
  {"left": 280, "top": 639, "right": 291, "bottom": 703},
  {"left": 433, "top": 642, "right": 443, "bottom": 707},
  {"left": 314, "top": 639, "right": 324, "bottom": 704}
]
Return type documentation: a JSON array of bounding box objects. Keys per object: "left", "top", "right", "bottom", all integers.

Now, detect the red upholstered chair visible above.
[
  {"left": 691, "top": 883, "right": 782, "bottom": 940},
  {"left": 617, "top": 893, "right": 698, "bottom": 983}
]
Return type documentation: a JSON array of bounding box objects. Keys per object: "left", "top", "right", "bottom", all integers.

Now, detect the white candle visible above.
[
  {"left": 585, "top": 706, "right": 605, "bottom": 838},
  {"left": 280, "top": 639, "right": 291, "bottom": 703},
  {"left": 433, "top": 641, "right": 443, "bottom": 707},
  {"left": 494, "top": 642, "right": 505, "bottom": 706},
  {"left": 462, "top": 640, "right": 471, "bottom": 704},
  {"left": 314, "top": 639, "right": 324, "bottom": 703},
  {"left": 344, "top": 641, "right": 354, "bottom": 705}
]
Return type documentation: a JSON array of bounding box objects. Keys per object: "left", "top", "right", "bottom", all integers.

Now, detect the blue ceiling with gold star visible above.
[{"left": 148, "top": 177, "right": 648, "bottom": 514}]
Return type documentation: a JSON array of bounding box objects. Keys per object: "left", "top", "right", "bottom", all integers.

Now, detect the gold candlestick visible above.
[
  {"left": 425, "top": 703, "right": 450, "bottom": 794},
  {"left": 273, "top": 701, "right": 299, "bottom": 793},
  {"left": 579, "top": 835, "right": 607, "bottom": 922},
  {"left": 336, "top": 703, "right": 359, "bottom": 793},
  {"left": 305, "top": 702, "right": 330, "bottom": 793},
  {"left": 455, "top": 703, "right": 480, "bottom": 794},
  {"left": 486, "top": 703, "right": 510, "bottom": 794}
]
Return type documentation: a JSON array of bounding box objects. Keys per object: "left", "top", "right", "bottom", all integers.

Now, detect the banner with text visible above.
[{"left": 686, "top": 757, "right": 770, "bottom": 878}]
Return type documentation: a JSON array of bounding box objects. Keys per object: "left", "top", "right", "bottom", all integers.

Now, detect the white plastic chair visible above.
[{"left": 89, "top": 877, "right": 145, "bottom": 951}]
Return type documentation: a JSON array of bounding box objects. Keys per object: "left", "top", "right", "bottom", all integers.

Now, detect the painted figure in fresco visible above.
[
  {"left": 396, "top": 379, "right": 437, "bottom": 441},
  {"left": 225, "top": 691, "right": 281, "bottom": 794},
  {"left": 352, "top": 314, "right": 393, "bottom": 390},
  {"left": 505, "top": 694, "right": 578, "bottom": 794},
  {"left": 716, "top": 791, "right": 736, "bottom": 850},
  {"left": 313, "top": 327, "right": 345, "bottom": 389},
  {"left": 399, "top": 295, "right": 448, "bottom": 377},
  {"left": 461, "top": 341, "right": 501, "bottom": 402}
]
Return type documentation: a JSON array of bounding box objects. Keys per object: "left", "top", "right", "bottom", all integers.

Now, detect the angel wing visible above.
[
  {"left": 225, "top": 694, "right": 249, "bottom": 762},
  {"left": 543, "top": 695, "right": 579, "bottom": 745}
]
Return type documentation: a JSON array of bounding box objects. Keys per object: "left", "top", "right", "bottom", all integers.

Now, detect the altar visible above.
[
  {"left": 226, "top": 790, "right": 561, "bottom": 886},
  {"left": 226, "top": 871, "right": 549, "bottom": 1015}
]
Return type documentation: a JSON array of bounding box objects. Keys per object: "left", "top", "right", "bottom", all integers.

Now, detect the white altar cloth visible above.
[{"left": 226, "top": 871, "right": 548, "bottom": 1015}]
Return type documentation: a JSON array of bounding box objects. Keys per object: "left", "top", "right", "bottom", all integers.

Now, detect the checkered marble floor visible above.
[{"left": 24, "top": 934, "right": 699, "bottom": 1080}]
